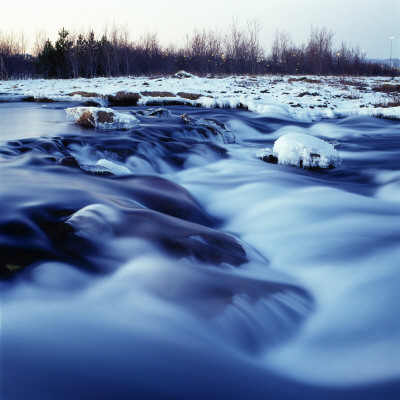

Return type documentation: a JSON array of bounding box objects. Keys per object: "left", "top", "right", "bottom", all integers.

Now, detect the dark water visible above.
[{"left": 1, "top": 103, "right": 400, "bottom": 399}]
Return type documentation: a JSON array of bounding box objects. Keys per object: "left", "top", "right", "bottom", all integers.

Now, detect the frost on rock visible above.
[
  {"left": 181, "top": 113, "right": 235, "bottom": 144},
  {"left": 66, "top": 107, "right": 139, "bottom": 130},
  {"left": 174, "top": 70, "right": 195, "bottom": 79},
  {"left": 257, "top": 132, "right": 341, "bottom": 169},
  {"left": 134, "top": 108, "right": 172, "bottom": 118}
]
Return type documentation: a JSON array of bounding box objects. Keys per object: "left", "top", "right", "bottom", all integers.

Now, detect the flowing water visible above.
[{"left": 1, "top": 102, "right": 400, "bottom": 399}]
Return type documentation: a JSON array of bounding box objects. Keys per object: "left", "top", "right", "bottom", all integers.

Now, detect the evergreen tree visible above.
[
  {"left": 37, "top": 39, "right": 57, "bottom": 78},
  {"left": 55, "top": 27, "right": 73, "bottom": 77}
]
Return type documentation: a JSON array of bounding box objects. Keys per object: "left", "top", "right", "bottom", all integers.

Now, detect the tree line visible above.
[{"left": 0, "top": 24, "right": 397, "bottom": 80}]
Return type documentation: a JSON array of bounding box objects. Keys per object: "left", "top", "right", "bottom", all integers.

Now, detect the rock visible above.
[
  {"left": 181, "top": 114, "right": 235, "bottom": 144},
  {"left": 257, "top": 132, "right": 341, "bottom": 169},
  {"left": 59, "top": 156, "right": 80, "bottom": 168},
  {"left": 75, "top": 111, "right": 96, "bottom": 128},
  {"left": 133, "top": 108, "right": 172, "bottom": 118},
  {"left": 96, "top": 111, "right": 115, "bottom": 124}
]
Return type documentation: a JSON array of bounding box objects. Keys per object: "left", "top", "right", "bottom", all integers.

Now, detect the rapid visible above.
[{"left": 1, "top": 102, "right": 399, "bottom": 399}]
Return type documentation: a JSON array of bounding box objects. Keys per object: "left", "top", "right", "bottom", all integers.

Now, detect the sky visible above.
[{"left": 1, "top": 0, "right": 399, "bottom": 59}]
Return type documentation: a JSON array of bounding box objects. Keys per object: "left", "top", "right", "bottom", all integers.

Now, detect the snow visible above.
[
  {"left": 257, "top": 132, "right": 341, "bottom": 169},
  {"left": 96, "top": 159, "right": 131, "bottom": 175},
  {"left": 65, "top": 107, "right": 139, "bottom": 130},
  {"left": 1, "top": 75, "right": 399, "bottom": 121}
]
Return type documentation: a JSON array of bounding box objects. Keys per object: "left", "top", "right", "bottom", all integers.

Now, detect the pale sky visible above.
[{"left": 1, "top": 0, "right": 399, "bottom": 59}]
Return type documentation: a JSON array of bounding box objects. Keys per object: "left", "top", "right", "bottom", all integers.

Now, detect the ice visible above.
[
  {"left": 96, "top": 159, "right": 132, "bottom": 175},
  {"left": 256, "top": 132, "right": 341, "bottom": 169},
  {"left": 66, "top": 107, "right": 139, "bottom": 130}
]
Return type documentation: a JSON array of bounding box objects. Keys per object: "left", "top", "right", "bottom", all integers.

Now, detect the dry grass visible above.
[
  {"left": 177, "top": 92, "right": 203, "bottom": 100},
  {"left": 108, "top": 91, "right": 141, "bottom": 106},
  {"left": 140, "top": 91, "right": 176, "bottom": 97},
  {"left": 372, "top": 84, "right": 400, "bottom": 94},
  {"left": 297, "top": 91, "right": 319, "bottom": 97},
  {"left": 68, "top": 91, "right": 102, "bottom": 97},
  {"left": 374, "top": 96, "right": 400, "bottom": 108},
  {"left": 288, "top": 77, "right": 322, "bottom": 84}
]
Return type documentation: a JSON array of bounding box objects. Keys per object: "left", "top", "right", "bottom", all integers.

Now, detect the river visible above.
[{"left": 1, "top": 102, "right": 399, "bottom": 399}]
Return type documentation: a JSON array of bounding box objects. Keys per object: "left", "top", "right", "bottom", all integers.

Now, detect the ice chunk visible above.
[
  {"left": 96, "top": 159, "right": 131, "bottom": 175},
  {"left": 257, "top": 132, "right": 341, "bottom": 169},
  {"left": 66, "top": 107, "right": 139, "bottom": 130}
]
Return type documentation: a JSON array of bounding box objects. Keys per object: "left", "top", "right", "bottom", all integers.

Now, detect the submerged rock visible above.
[
  {"left": 66, "top": 107, "right": 139, "bottom": 130},
  {"left": 257, "top": 132, "right": 341, "bottom": 169},
  {"left": 181, "top": 114, "right": 235, "bottom": 144}
]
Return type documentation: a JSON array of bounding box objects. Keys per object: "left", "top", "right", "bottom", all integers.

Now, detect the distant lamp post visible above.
[
  {"left": 389, "top": 36, "right": 395, "bottom": 69},
  {"left": 389, "top": 36, "right": 395, "bottom": 79}
]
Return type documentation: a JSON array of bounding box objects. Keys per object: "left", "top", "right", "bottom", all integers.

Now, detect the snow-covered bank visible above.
[{"left": 1, "top": 74, "right": 399, "bottom": 121}]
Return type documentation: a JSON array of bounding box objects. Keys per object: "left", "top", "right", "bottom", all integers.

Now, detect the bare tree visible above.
[{"left": 305, "top": 26, "right": 334, "bottom": 75}]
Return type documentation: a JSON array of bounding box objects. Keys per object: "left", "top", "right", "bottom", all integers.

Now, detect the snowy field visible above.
[
  {"left": 1, "top": 75, "right": 400, "bottom": 399},
  {"left": 0, "top": 73, "right": 399, "bottom": 121}
]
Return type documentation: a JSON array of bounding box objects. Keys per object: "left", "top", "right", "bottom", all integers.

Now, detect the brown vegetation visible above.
[
  {"left": 107, "top": 91, "right": 141, "bottom": 106},
  {"left": 177, "top": 92, "right": 203, "bottom": 100},
  {"left": 68, "top": 91, "right": 102, "bottom": 97},
  {"left": 288, "top": 77, "right": 322, "bottom": 84},
  {"left": 140, "top": 91, "right": 176, "bottom": 97},
  {"left": 374, "top": 96, "right": 400, "bottom": 108},
  {"left": 372, "top": 84, "right": 400, "bottom": 93}
]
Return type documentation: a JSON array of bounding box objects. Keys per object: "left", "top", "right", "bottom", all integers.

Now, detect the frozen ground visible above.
[{"left": 0, "top": 74, "right": 399, "bottom": 121}]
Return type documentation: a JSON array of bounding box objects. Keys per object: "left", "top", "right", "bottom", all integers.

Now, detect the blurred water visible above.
[{"left": 1, "top": 103, "right": 399, "bottom": 399}]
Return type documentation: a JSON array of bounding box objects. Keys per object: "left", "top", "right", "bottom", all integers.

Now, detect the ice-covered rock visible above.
[
  {"left": 174, "top": 70, "right": 194, "bottom": 78},
  {"left": 257, "top": 132, "right": 341, "bottom": 169},
  {"left": 134, "top": 108, "right": 172, "bottom": 118},
  {"left": 66, "top": 107, "right": 139, "bottom": 130},
  {"left": 181, "top": 114, "right": 235, "bottom": 144}
]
